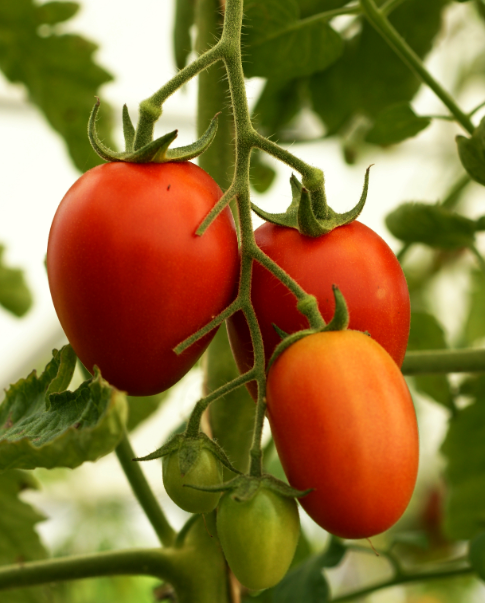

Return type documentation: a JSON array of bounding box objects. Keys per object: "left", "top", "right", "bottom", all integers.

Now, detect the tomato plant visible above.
[
  {"left": 266, "top": 330, "right": 419, "bottom": 539},
  {"left": 227, "top": 221, "right": 410, "bottom": 397},
  {"left": 163, "top": 448, "right": 223, "bottom": 514},
  {"left": 47, "top": 161, "right": 239, "bottom": 396},
  {"left": 216, "top": 487, "right": 300, "bottom": 591}
]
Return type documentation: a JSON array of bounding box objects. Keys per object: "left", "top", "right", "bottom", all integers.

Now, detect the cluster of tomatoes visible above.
[{"left": 47, "top": 161, "right": 419, "bottom": 590}]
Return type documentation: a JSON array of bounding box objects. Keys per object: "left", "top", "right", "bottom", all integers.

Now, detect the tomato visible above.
[
  {"left": 47, "top": 162, "right": 239, "bottom": 396},
  {"left": 266, "top": 330, "right": 419, "bottom": 539},
  {"left": 163, "top": 448, "right": 223, "bottom": 514},
  {"left": 216, "top": 487, "right": 300, "bottom": 590},
  {"left": 227, "top": 221, "right": 410, "bottom": 398}
]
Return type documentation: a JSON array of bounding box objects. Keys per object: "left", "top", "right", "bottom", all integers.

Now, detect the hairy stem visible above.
[{"left": 115, "top": 434, "right": 175, "bottom": 547}]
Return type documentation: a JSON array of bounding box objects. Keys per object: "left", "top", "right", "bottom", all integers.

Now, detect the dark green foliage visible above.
[
  {"left": 243, "top": 0, "right": 343, "bottom": 81},
  {"left": 0, "top": 245, "right": 32, "bottom": 317},
  {"left": 250, "top": 150, "right": 276, "bottom": 193},
  {"left": 298, "top": 0, "right": 350, "bottom": 18},
  {"left": 173, "top": 0, "right": 195, "bottom": 70},
  {"left": 407, "top": 311, "right": 454, "bottom": 410},
  {"left": 442, "top": 374, "right": 485, "bottom": 539},
  {"left": 252, "top": 78, "right": 305, "bottom": 138},
  {"left": 310, "top": 0, "right": 448, "bottom": 134},
  {"left": 463, "top": 269, "right": 485, "bottom": 345},
  {"left": 365, "top": 102, "right": 431, "bottom": 145},
  {"left": 457, "top": 117, "right": 485, "bottom": 186},
  {"left": 386, "top": 202, "right": 477, "bottom": 250},
  {"left": 0, "top": 0, "right": 114, "bottom": 172}
]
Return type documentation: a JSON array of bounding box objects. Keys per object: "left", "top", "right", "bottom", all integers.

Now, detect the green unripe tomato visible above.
[
  {"left": 216, "top": 488, "right": 300, "bottom": 591},
  {"left": 162, "top": 448, "right": 223, "bottom": 514}
]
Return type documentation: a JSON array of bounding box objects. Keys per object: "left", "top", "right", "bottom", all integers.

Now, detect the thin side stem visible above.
[
  {"left": 402, "top": 348, "right": 485, "bottom": 375},
  {"left": 115, "top": 434, "right": 175, "bottom": 547},
  {"left": 331, "top": 565, "right": 474, "bottom": 602},
  {"left": 359, "top": 0, "right": 475, "bottom": 134}
]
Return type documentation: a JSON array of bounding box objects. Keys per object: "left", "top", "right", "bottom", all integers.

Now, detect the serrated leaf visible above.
[
  {"left": 173, "top": 0, "right": 195, "bottom": 70},
  {"left": 463, "top": 269, "right": 485, "bottom": 346},
  {"left": 442, "top": 387, "right": 485, "bottom": 539},
  {"left": 457, "top": 117, "right": 485, "bottom": 186},
  {"left": 386, "top": 202, "right": 477, "bottom": 250},
  {"left": 0, "top": 346, "right": 128, "bottom": 472},
  {"left": 0, "top": 469, "right": 52, "bottom": 603},
  {"left": 273, "top": 537, "right": 346, "bottom": 603},
  {"left": 0, "top": 245, "right": 32, "bottom": 317},
  {"left": 243, "top": 0, "right": 343, "bottom": 81},
  {"left": 310, "top": 0, "right": 448, "bottom": 135},
  {"left": 35, "top": 1, "right": 79, "bottom": 25},
  {"left": 407, "top": 311, "right": 453, "bottom": 409},
  {"left": 365, "top": 102, "right": 431, "bottom": 145},
  {"left": 0, "top": 0, "right": 114, "bottom": 172}
]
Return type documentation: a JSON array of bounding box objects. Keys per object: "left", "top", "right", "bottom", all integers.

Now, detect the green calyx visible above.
[
  {"left": 267, "top": 285, "right": 350, "bottom": 371},
  {"left": 133, "top": 432, "right": 239, "bottom": 476},
  {"left": 88, "top": 98, "right": 219, "bottom": 164},
  {"left": 184, "top": 472, "right": 310, "bottom": 503},
  {"left": 251, "top": 167, "right": 372, "bottom": 237}
]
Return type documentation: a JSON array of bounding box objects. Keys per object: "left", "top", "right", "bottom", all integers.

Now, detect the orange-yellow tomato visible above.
[{"left": 266, "top": 330, "right": 419, "bottom": 539}]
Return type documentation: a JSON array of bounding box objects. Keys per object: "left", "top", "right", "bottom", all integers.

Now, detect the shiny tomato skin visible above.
[
  {"left": 47, "top": 161, "right": 239, "bottom": 396},
  {"left": 227, "top": 221, "right": 410, "bottom": 398},
  {"left": 266, "top": 330, "right": 419, "bottom": 539}
]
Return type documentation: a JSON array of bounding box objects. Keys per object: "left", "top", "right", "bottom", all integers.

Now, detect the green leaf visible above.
[
  {"left": 298, "top": 0, "right": 350, "bottom": 18},
  {"left": 385, "top": 202, "right": 477, "bottom": 250},
  {"left": 310, "top": 0, "right": 448, "bottom": 135},
  {"left": 243, "top": 0, "right": 343, "bottom": 81},
  {"left": 457, "top": 117, "right": 485, "bottom": 186},
  {"left": 250, "top": 150, "right": 276, "bottom": 194},
  {"left": 0, "top": 346, "right": 128, "bottom": 472},
  {"left": 0, "top": 469, "right": 51, "bottom": 602},
  {"left": 126, "top": 391, "right": 169, "bottom": 432},
  {"left": 173, "top": 0, "right": 195, "bottom": 70},
  {"left": 273, "top": 537, "right": 346, "bottom": 603},
  {"left": 0, "top": 0, "right": 114, "bottom": 172},
  {"left": 469, "top": 532, "right": 485, "bottom": 581},
  {"left": 442, "top": 380, "right": 485, "bottom": 539},
  {"left": 35, "top": 1, "right": 79, "bottom": 25},
  {"left": 463, "top": 269, "right": 485, "bottom": 346},
  {"left": 365, "top": 102, "right": 431, "bottom": 145},
  {"left": 0, "top": 245, "right": 32, "bottom": 317},
  {"left": 252, "top": 78, "right": 305, "bottom": 140},
  {"left": 407, "top": 311, "right": 454, "bottom": 410}
]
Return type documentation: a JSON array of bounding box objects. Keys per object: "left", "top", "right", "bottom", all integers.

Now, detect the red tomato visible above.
[
  {"left": 47, "top": 162, "right": 239, "bottom": 396},
  {"left": 227, "top": 221, "right": 410, "bottom": 397},
  {"left": 266, "top": 330, "right": 419, "bottom": 539}
]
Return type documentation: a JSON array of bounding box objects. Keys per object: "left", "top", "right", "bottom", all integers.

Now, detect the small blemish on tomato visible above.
[{"left": 167, "top": 185, "right": 171, "bottom": 191}]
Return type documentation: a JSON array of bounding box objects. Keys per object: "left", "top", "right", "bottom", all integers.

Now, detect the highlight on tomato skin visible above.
[
  {"left": 227, "top": 220, "right": 410, "bottom": 399},
  {"left": 46, "top": 161, "right": 240, "bottom": 397},
  {"left": 266, "top": 330, "right": 419, "bottom": 540}
]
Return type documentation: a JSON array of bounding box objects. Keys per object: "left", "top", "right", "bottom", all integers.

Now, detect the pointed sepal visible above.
[
  {"left": 165, "top": 113, "right": 220, "bottom": 162},
  {"left": 122, "top": 104, "right": 135, "bottom": 152},
  {"left": 251, "top": 167, "right": 372, "bottom": 237}
]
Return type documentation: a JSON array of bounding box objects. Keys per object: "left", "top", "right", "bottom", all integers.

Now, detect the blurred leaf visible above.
[
  {"left": 299, "top": 0, "right": 350, "bottom": 18},
  {"left": 386, "top": 202, "right": 477, "bottom": 250},
  {"left": 35, "top": 1, "right": 79, "bottom": 25},
  {"left": 469, "top": 532, "right": 485, "bottom": 581},
  {"left": 252, "top": 78, "right": 305, "bottom": 137},
  {"left": 173, "top": 0, "right": 195, "bottom": 70},
  {"left": 0, "top": 346, "right": 128, "bottom": 472},
  {"left": 463, "top": 269, "right": 485, "bottom": 345},
  {"left": 407, "top": 311, "right": 454, "bottom": 409},
  {"left": 0, "top": 469, "right": 52, "bottom": 603},
  {"left": 0, "top": 0, "right": 114, "bottom": 172},
  {"left": 126, "top": 391, "right": 169, "bottom": 432},
  {"left": 457, "top": 117, "right": 485, "bottom": 187},
  {"left": 0, "top": 245, "right": 32, "bottom": 317},
  {"left": 243, "top": 0, "right": 343, "bottom": 81},
  {"left": 273, "top": 537, "right": 346, "bottom": 603},
  {"left": 442, "top": 381, "right": 485, "bottom": 539},
  {"left": 250, "top": 150, "right": 276, "bottom": 193},
  {"left": 310, "top": 0, "right": 449, "bottom": 135},
  {"left": 365, "top": 102, "right": 431, "bottom": 145}
]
